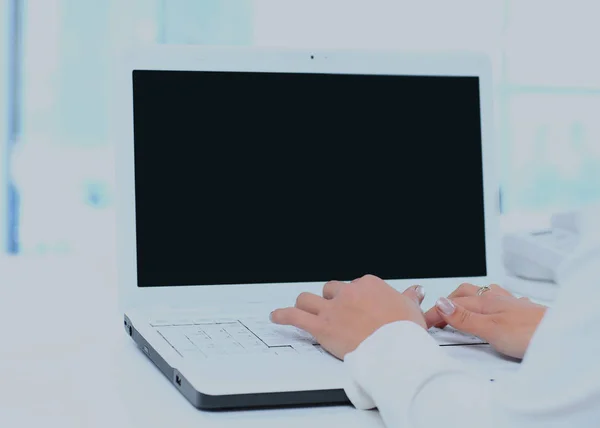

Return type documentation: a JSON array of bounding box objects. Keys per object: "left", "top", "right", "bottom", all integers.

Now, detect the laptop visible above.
[{"left": 114, "top": 46, "right": 500, "bottom": 410}]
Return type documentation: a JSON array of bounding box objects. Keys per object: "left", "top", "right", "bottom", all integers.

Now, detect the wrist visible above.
[{"left": 346, "top": 321, "right": 445, "bottom": 392}]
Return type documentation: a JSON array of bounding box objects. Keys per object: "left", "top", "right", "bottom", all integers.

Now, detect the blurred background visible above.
[
  {"left": 1, "top": 4, "right": 598, "bottom": 423},
  {"left": 1, "top": 0, "right": 599, "bottom": 263}
]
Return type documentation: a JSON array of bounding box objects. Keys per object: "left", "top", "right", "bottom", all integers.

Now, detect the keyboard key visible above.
[
  {"left": 273, "top": 347, "right": 298, "bottom": 356},
  {"left": 254, "top": 331, "right": 316, "bottom": 347},
  {"left": 157, "top": 329, "right": 198, "bottom": 351},
  {"left": 192, "top": 318, "right": 217, "bottom": 325},
  {"left": 224, "top": 325, "right": 255, "bottom": 336},
  {"left": 224, "top": 342, "right": 247, "bottom": 354},
  {"left": 238, "top": 340, "right": 268, "bottom": 350},
  {"left": 246, "top": 348, "right": 278, "bottom": 356},
  {"left": 292, "top": 343, "right": 321, "bottom": 354},
  {"left": 239, "top": 318, "right": 317, "bottom": 346},
  {"left": 231, "top": 333, "right": 258, "bottom": 342},
  {"left": 170, "top": 318, "right": 195, "bottom": 326},
  {"left": 149, "top": 318, "right": 172, "bottom": 327},
  {"left": 201, "top": 343, "right": 244, "bottom": 357},
  {"left": 202, "top": 330, "right": 234, "bottom": 343},
  {"left": 197, "top": 348, "right": 228, "bottom": 357},
  {"left": 214, "top": 318, "right": 238, "bottom": 324},
  {"left": 187, "top": 335, "right": 213, "bottom": 347},
  {"left": 185, "top": 330, "right": 210, "bottom": 339},
  {"left": 224, "top": 329, "right": 259, "bottom": 343},
  {"left": 179, "top": 325, "right": 206, "bottom": 336},
  {"left": 179, "top": 349, "right": 206, "bottom": 359},
  {"left": 191, "top": 317, "right": 237, "bottom": 325},
  {"left": 189, "top": 337, "right": 217, "bottom": 350}
]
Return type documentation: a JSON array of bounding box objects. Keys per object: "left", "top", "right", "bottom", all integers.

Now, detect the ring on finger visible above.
[{"left": 476, "top": 285, "right": 492, "bottom": 296}]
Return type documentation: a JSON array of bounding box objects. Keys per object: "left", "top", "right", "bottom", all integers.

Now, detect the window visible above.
[
  {"left": 4, "top": 1, "right": 600, "bottom": 256},
  {"left": 500, "top": 1, "right": 600, "bottom": 215},
  {"left": 10, "top": 0, "right": 254, "bottom": 256},
  {"left": 1, "top": 0, "right": 15, "bottom": 255}
]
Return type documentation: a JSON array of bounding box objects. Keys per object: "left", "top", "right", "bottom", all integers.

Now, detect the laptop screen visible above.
[{"left": 132, "top": 70, "right": 487, "bottom": 287}]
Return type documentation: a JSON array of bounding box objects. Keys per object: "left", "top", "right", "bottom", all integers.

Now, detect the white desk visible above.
[{"left": 0, "top": 255, "right": 548, "bottom": 428}]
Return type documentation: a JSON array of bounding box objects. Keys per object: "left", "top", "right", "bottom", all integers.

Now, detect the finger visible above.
[
  {"left": 426, "top": 298, "right": 485, "bottom": 329},
  {"left": 451, "top": 296, "right": 498, "bottom": 314},
  {"left": 448, "top": 283, "right": 480, "bottom": 298},
  {"left": 426, "top": 283, "right": 506, "bottom": 329},
  {"left": 323, "top": 280, "right": 345, "bottom": 300},
  {"left": 270, "top": 307, "right": 322, "bottom": 336},
  {"left": 448, "top": 283, "right": 509, "bottom": 299},
  {"left": 461, "top": 294, "right": 518, "bottom": 314},
  {"left": 295, "top": 292, "right": 328, "bottom": 315},
  {"left": 402, "top": 285, "right": 426, "bottom": 305},
  {"left": 424, "top": 306, "right": 446, "bottom": 329},
  {"left": 434, "top": 297, "right": 493, "bottom": 339},
  {"left": 425, "top": 283, "right": 477, "bottom": 329}
]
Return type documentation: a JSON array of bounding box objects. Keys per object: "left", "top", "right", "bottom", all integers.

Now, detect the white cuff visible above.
[
  {"left": 344, "top": 321, "right": 457, "bottom": 411},
  {"left": 344, "top": 375, "right": 376, "bottom": 410}
]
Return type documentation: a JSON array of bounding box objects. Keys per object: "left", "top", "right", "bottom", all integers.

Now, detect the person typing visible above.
[{"left": 271, "top": 243, "right": 600, "bottom": 427}]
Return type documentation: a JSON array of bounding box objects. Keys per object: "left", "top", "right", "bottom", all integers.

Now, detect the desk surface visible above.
[{"left": 0, "top": 256, "right": 541, "bottom": 428}]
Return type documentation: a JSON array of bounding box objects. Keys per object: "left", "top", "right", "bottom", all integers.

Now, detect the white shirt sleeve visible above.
[{"left": 343, "top": 245, "right": 600, "bottom": 428}]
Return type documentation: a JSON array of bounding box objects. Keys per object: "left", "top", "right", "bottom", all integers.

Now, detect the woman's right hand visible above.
[{"left": 424, "top": 284, "right": 548, "bottom": 359}]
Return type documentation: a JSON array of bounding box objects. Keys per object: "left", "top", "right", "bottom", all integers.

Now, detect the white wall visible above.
[
  {"left": 505, "top": 1, "right": 600, "bottom": 87},
  {"left": 252, "top": 0, "right": 507, "bottom": 157},
  {"left": 253, "top": 0, "right": 505, "bottom": 73}
]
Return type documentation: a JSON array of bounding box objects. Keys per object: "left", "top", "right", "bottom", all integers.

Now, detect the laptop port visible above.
[
  {"left": 129, "top": 326, "right": 133, "bottom": 336},
  {"left": 175, "top": 375, "right": 182, "bottom": 386}
]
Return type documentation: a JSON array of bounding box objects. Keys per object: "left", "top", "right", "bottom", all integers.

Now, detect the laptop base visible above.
[{"left": 125, "top": 319, "right": 350, "bottom": 410}]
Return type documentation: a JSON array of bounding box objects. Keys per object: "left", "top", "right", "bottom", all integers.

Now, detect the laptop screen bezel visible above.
[{"left": 113, "top": 46, "right": 501, "bottom": 312}]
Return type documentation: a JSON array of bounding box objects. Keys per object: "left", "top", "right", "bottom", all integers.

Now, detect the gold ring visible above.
[{"left": 476, "top": 285, "right": 491, "bottom": 296}]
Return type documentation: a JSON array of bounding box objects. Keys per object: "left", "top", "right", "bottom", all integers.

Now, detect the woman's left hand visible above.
[
  {"left": 427, "top": 291, "right": 548, "bottom": 359},
  {"left": 424, "top": 282, "right": 515, "bottom": 329},
  {"left": 270, "top": 275, "right": 427, "bottom": 360}
]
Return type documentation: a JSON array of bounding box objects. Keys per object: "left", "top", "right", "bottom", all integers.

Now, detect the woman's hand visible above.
[
  {"left": 426, "top": 284, "right": 548, "bottom": 359},
  {"left": 270, "top": 275, "right": 426, "bottom": 360},
  {"left": 424, "top": 283, "right": 514, "bottom": 329}
]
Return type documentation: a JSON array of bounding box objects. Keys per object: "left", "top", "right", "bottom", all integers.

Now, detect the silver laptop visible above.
[{"left": 113, "top": 46, "right": 501, "bottom": 410}]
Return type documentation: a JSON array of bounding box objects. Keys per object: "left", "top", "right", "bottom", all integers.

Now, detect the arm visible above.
[
  {"left": 345, "top": 321, "right": 493, "bottom": 427},
  {"left": 345, "top": 246, "right": 600, "bottom": 428}
]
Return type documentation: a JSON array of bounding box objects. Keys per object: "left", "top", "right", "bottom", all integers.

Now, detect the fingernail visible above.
[
  {"left": 269, "top": 311, "right": 274, "bottom": 322},
  {"left": 436, "top": 297, "right": 455, "bottom": 315},
  {"left": 415, "top": 285, "right": 425, "bottom": 300}
]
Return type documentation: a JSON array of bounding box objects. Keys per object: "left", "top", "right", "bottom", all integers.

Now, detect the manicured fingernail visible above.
[
  {"left": 415, "top": 285, "right": 425, "bottom": 300},
  {"left": 436, "top": 297, "right": 455, "bottom": 315}
]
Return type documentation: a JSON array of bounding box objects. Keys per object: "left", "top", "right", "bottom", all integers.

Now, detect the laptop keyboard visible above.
[
  {"left": 150, "top": 315, "right": 487, "bottom": 359},
  {"left": 152, "top": 316, "right": 324, "bottom": 359}
]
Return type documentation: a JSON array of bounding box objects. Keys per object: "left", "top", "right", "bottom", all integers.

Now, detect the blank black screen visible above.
[{"left": 132, "top": 70, "right": 487, "bottom": 287}]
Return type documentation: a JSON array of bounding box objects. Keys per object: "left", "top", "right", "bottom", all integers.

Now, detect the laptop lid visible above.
[{"left": 114, "top": 47, "right": 500, "bottom": 312}]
